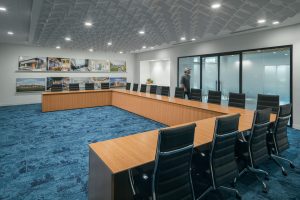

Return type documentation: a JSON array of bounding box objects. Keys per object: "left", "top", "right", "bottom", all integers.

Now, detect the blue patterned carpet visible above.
[
  {"left": 0, "top": 104, "right": 300, "bottom": 200},
  {"left": 0, "top": 104, "right": 165, "bottom": 200}
]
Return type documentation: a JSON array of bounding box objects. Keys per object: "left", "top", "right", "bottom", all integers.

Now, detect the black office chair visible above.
[
  {"left": 101, "top": 82, "right": 110, "bottom": 89},
  {"left": 129, "top": 123, "right": 196, "bottom": 200},
  {"left": 190, "top": 88, "right": 202, "bottom": 101},
  {"left": 132, "top": 83, "right": 139, "bottom": 92},
  {"left": 85, "top": 83, "right": 94, "bottom": 90},
  {"left": 257, "top": 94, "right": 279, "bottom": 114},
  {"left": 267, "top": 104, "right": 295, "bottom": 176},
  {"left": 69, "top": 83, "right": 79, "bottom": 91},
  {"left": 160, "top": 86, "right": 170, "bottom": 97},
  {"left": 207, "top": 90, "right": 221, "bottom": 105},
  {"left": 175, "top": 87, "right": 185, "bottom": 99},
  {"left": 150, "top": 85, "right": 157, "bottom": 94},
  {"left": 199, "top": 114, "right": 241, "bottom": 199},
  {"left": 126, "top": 82, "right": 131, "bottom": 90},
  {"left": 140, "top": 84, "right": 147, "bottom": 93},
  {"left": 238, "top": 109, "right": 271, "bottom": 193},
  {"left": 228, "top": 92, "right": 246, "bottom": 109},
  {"left": 51, "top": 84, "right": 63, "bottom": 92}
]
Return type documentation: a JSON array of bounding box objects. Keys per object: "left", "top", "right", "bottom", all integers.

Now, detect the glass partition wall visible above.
[{"left": 178, "top": 45, "right": 292, "bottom": 124}]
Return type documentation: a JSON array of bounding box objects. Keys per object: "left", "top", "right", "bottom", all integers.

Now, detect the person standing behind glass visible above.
[{"left": 180, "top": 67, "right": 191, "bottom": 99}]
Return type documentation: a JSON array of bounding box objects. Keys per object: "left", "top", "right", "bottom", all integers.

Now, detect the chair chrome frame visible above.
[
  {"left": 198, "top": 117, "right": 241, "bottom": 200},
  {"left": 269, "top": 112, "right": 295, "bottom": 176}
]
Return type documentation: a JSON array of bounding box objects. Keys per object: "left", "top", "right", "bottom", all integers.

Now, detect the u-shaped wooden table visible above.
[{"left": 42, "top": 89, "right": 276, "bottom": 200}]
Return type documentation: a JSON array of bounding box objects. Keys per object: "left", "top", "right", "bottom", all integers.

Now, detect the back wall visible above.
[{"left": 0, "top": 43, "right": 135, "bottom": 106}]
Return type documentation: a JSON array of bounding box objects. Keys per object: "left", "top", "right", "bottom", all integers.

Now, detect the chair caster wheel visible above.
[
  {"left": 282, "top": 170, "right": 288, "bottom": 176},
  {"left": 236, "top": 192, "right": 242, "bottom": 200},
  {"left": 290, "top": 163, "right": 295, "bottom": 169},
  {"left": 262, "top": 185, "right": 269, "bottom": 193}
]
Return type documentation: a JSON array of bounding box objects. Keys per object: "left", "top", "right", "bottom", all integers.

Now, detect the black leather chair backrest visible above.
[
  {"left": 140, "top": 84, "right": 147, "bottom": 93},
  {"left": 101, "top": 82, "right": 110, "bottom": 89},
  {"left": 207, "top": 90, "right": 221, "bottom": 105},
  {"left": 249, "top": 109, "right": 271, "bottom": 167},
  {"left": 85, "top": 83, "right": 94, "bottom": 90},
  {"left": 228, "top": 92, "right": 245, "bottom": 108},
  {"left": 153, "top": 123, "right": 196, "bottom": 200},
  {"left": 175, "top": 87, "right": 185, "bottom": 99},
  {"left": 211, "top": 114, "right": 240, "bottom": 188},
  {"left": 51, "top": 84, "right": 63, "bottom": 92},
  {"left": 190, "top": 89, "right": 202, "bottom": 101},
  {"left": 69, "top": 83, "right": 79, "bottom": 91},
  {"left": 132, "top": 83, "right": 139, "bottom": 92},
  {"left": 161, "top": 86, "right": 170, "bottom": 97},
  {"left": 150, "top": 85, "right": 157, "bottom": 94},
  {"left": 126, "top": 82, "right": 131, "bottom": 90},
  {"left": 257, "top": 94, "right": 279, "bottom": 114},
  {"left": 273, "top": 104, "right": 292, "bottom": 154}
]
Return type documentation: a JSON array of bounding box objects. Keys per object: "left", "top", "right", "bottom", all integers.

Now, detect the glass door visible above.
[
  {"left": 219, "top": 54, "right": 240, "bottom": 104},
  {"left": 202, "top": 56, "right": 218, "bottom": 101},
  {"left": 178, "top": 56, "right": 201, "bottom": 89}
]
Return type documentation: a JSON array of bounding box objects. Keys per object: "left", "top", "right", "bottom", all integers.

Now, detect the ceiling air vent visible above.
[{"left": 231, "top": 26, "right": 268, "bottom": 34}]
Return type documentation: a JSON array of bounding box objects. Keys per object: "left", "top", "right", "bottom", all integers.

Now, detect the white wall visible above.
[
  {"left": 140, "top": 60, "right": 171, "bottom": 86},
  {"left": 0, "top": 43, "right": 135, "bottom": 106},
  {"left": 135, "top": 24, "right": 300, "bottom": 129}
]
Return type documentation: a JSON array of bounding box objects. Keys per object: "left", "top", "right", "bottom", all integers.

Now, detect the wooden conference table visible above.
[{"left": 42, "top": 89, "right": 276, "bottom": 200}]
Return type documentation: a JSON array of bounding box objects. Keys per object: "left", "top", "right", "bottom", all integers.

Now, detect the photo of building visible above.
[
  {"left": 70, "top": 58, "right": 89, "bottom": 72},
  {"left": 16, "top": 78, "right": 45, "bottom": 93},
  {"left": 18, "top": 56, "right": 47, "bottom": 71},
  {"left": 46, "top": 77, "right": 70, "bottom": 90},
  {"left": 109, "top": 77, "right": 127, "bottom": 88},
  {"left": 88, "top": 59, "right": 110, "bottom": 72},
  {"left": 48, "top": 57, "right": 71, "bottom": 71},
  {"left": 110, "top": 60, "right": 126, "bottom": 72}
]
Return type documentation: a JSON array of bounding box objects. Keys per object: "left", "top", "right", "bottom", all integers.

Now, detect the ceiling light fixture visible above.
[
  {"left": 191, "top": 38, "right": 196, "bottom": 41},
  {"left": 139, "top": 30, "right": 145, "bottom": 35},
  {"left": 56, "top": 46, "right": 61, "bottom": 49},
  {"left": 180, "top": 37, "right": 186, "bottom": 41},
  {"left": 7, "top": 31, "right": 14, "bottom": 35},
  {"left": 257, "top": 19, "right": 266, "bottom": 24},
  {"left": 120, "top": 51, "right": 123, "bottom": 54},
  {"left": 211, "top": 3, "right": 221, "bottom": 9},
  {"left": 272, "top": 21, "right": 279, "bottom": 25},
  {"left": 65, "top": 37, "right": 71, "bottom": 41},
  {"left": 142, "top": 46, "right": 146, "bottom": 49},
  {"left": 107, "top": 42, "right": 112, "bottom": 46},
  {"left": 89, "top": 48, "right": 93, "bottom": 52},
  {"left": 84, "top": 22, "right": 93, "bottom": 27},
  {"left": 0, "top": 7, "right": 7, "bottom": 11},
  {"left": 150, "top": 47, "right": 154, "bottom": 49}
]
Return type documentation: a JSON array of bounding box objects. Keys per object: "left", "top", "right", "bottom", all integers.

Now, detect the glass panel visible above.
[
  {"left": 242, "top": 47, "right": 290, "bottom": 110},
  {"left": 220, "top": 54, "right": 240, "bottom": 104},
  {"left": 202, "top": 56, "right": 218, "bottom": 101},
  {"left": 178, "top": 56, "right": 201, "bottom": 89}
]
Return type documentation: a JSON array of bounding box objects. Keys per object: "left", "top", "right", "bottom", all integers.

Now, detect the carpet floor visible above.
[{"left": 0, "top": 104, "right": 299, "bottom": 200}]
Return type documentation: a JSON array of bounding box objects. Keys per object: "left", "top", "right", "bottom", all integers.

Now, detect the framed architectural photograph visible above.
[
  {"left": 47, "top": 57, "right": 71, "bottom": 71},
  {"left": 46, "top": 77, "right": 70, "bottom": 91},
  {"left": 88, "top": 59, "right": 110, "bottom": 72},
  {"left": 18, "top": 56, "right": 47, "bottom": 71},
  {"left": 70, "top": 58, "right": 89, "bottom": 72},
  {"left": 16, "top": 78, "right": 45, "bottom": 93},
  {"left": 109, "top": 77, "right": 127, "bottom": 88},
  {"left": 110, "top": 60, "right": 126, "bottom": 72}
]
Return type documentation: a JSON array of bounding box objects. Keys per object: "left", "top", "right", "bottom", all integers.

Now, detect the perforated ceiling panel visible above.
[{"left": 1, "top": 0, "right": 300, "bottom": 52}]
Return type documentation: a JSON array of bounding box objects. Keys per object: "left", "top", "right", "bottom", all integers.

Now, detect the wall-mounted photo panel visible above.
[
  {"left": 18, "top": 56, "right": 47, "bottom": 71},
  {"left": 47, "top": 57, "right": 71, "bottom": 71},
  {"left": 110, "top": 77, "right": 127, "bottom": 88},
  {"left": 88, "top": 59, "right": 110, "bottom": 72},
  {"left": 110, "top": 60, "right": 126, "bottom": 72},
  {"left": 90, "top": 77, "right": 109, "bottom": 89},
  {"left": 70, "top": 59, "right": 89, "bottom": 72},
  {"left": 16, "top": 78, "right": 45, "bottom": 93},
  {"left": 70, "top": 77, "right": 109, "bottom": 89},
  {"left": 46, "top": 77, "right": 70, "bottom": 91}
]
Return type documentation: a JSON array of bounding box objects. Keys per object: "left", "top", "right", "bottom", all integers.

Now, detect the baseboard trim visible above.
[
  {"left": 293, "top": 124, "right": 300, "bottom": 130},
  {"left": 0, "top": 102, "right": 41, "bottom": 107}
]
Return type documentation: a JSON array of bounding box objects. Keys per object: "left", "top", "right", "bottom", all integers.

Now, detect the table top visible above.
[
  {"left": 89, "top": 89, "right": 276, "bottom": 174},
  {"left": 42, "top": 89, "right": 113, "bottom": 95}
]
